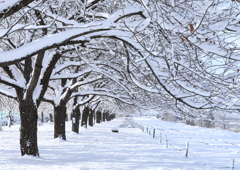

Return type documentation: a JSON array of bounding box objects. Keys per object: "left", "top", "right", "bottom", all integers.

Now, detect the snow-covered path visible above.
[{"left": 0, "top": 117, "right": 238, "bottom": 169}]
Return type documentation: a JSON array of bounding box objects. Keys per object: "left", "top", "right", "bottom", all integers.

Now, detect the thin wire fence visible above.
[{"left": 131, "top": 119, "right": 235, "bottom": 170}]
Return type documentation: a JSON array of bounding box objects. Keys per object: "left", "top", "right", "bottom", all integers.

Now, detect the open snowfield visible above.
[{"left": 0, "top": 117, "right": 239, "bottom": 170}]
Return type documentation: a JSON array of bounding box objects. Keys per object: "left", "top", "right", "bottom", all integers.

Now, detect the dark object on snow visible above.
[{"left": 112, "top": 127, "right": 119, "bottom": 133}]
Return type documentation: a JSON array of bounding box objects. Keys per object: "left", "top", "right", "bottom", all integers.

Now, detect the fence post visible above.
[
  {"left": 153, "top": 129, "right": 155, "bottom": 138},
  {"left": 231, "top": 159, "right": 235, "bottom": 170},
  {"left": 185, "top": 142, "right": 189, "bottom": 158},
  {"left": 160, "top": 132, "right": 162, "bottom": 143},
  {"left": 165, "top": 135, "right": 168, "bottom": 148},
  {"left": 41, "top": 112, "right": 44, "bottom": 123}
]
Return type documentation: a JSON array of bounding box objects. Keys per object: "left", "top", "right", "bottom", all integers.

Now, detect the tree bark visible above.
[
  {"left": 88, "top": 109, "right": 93, "bottom": 126},
  {"left": 96, "top": 111, "right": 101, "bottom": 123},
  {"left": 110, "top": 114, "right": 115, "bottom": 120},
  {"left": 106, "top": 112, "right": 109, "bottom": 121},
  {"left": 54, "top": 105, "right": 67, "bottom": 140},
  {"left": 103, "top": 112, "right": 106, "bottom": 122},
  {"left": 72, "top": 106, "right": 80, "bottom": 133},
  {"left": 19, "top": 99, "right": 39, "bottom": 156},
  {"left": 49, "top": 113, "right": 53, "bottom": 122},
  {"left": 81, "top": 107, "right": 89, "bottom": 128}
]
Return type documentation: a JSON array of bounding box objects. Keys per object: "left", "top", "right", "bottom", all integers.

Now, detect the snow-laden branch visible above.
[
  {"left": 0, "top": 27, "right": 111, "bottom": 67},
  {"left": 0, "top": 85, "right": 17, "bottom": 98},
  {"left": 69, "top": 76, "right": 103, "bottom": 91},
  {"left": 51, "top": 68, "right": 93, "bottom": 80},
  {"left": 52, "top": 61, "right": 86, "bottom": 75},
  {"left": 0, "top": 0, "right": 35, "bottom": 19},
  {"left": 71, "top": 89, "right": 134, "bottom": 105},
  {"left": 129, "top": 74, "right": 159, "bottom": 93},
  {"left": 145, "top": 58, "right": 211, "bottom": 109},
  {"left": 73, "top": 95, "right": 95, "bottom": 109},
  {"left": 0, "top": 6, "right": 148, "bottom": 67},
  {"left": 30, "top": 4, "right": 109, "bottom": 26},
  {"left": 0, "top": 74, "right": 24, "bottom": 89}
]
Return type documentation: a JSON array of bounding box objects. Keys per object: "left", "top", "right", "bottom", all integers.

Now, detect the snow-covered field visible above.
[{"left": 0, "top": 117, "right": 239, "bottom": 170}]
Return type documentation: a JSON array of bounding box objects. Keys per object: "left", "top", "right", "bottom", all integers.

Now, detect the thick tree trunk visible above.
[
  {"left": 103, "top": 112, "right": 106, "bottom": 122},
  {"left": 88, "top": 109, "right": 93, "bottom": 126},
  {"left": 81, "top": 107, "right": 89, "bottom": 128},
  {"left": 96, "top": 111, "right": 101, "bottom": 123},
  {"left": 72, "top": 106, "right": 80, "bottom": 133},
  {"left": 106, "top": 112, "right": 109, "bottom": 121},
  {"left": 54, "top": 105, "right": 67, "bottom": 140},
  {"left": 99, "top": 111, "right": 102, "bottom": 122},
  {"left": 19, "top": 100, "right": 39, "bottom": 156},
  {"left": 109, "top": 114, "right": 115, "bottom": 121},
  {"left": 49, "top": 113, "right": 53, "bottom": 122}
]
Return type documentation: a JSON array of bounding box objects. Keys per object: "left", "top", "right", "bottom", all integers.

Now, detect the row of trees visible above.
[{"left": 0, "top": 0, "right": 239, "bottom": 156}]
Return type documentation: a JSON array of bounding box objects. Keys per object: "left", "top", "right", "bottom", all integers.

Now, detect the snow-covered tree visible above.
[
  {"left": 0, "top": 0, "right": 149, "bottom": 156},
  {"left": 0, "top": 0, "right": 240, "bottom": 157},
  {"left": 121, "top": 0, "right": 240, "bottom": 114}
]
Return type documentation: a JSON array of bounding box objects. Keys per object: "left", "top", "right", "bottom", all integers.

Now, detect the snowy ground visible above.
[{"left": 0, "top": 117, "right": 239, "bottom": 170}]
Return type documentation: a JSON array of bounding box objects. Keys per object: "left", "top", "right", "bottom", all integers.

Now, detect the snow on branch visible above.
[
  {"left": 51, "top": 68, "right": 93, "bottom": 80},
  {"left": 0, "top": 6, "right": 148, "bottom": 67},
  {"left": 73, "top": 95, "right": 95, "bottom": 109},
  {"left": 0, "top": 27, "right": 111, "bottom": 67},
  {"left": 145, "top": 58, "right": 211, "bottom": 109},
  {"left": 69, "top": 76, "right": 103, "bottom": 91},
  {"left": 0, "top": 85, "right": 17, "bottom": 98},
  {"left": 114, "top": 11, "right": 146, "bottom": 23},
  {"left": 0, "top": 74, "right": 24, "bottom": 89},
  {"left": 0, "top": 0, "right": 35, "bottom": 20},
  {"left": 71, "top": 89, "right": 133, "bottom": 105}
]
